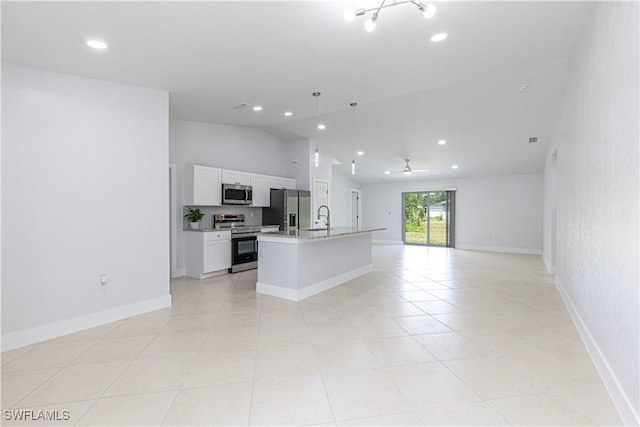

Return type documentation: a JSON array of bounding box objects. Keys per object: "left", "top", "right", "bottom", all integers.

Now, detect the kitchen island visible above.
[{"left": 257, "top": 227, "right": 385, "bottom": 301}]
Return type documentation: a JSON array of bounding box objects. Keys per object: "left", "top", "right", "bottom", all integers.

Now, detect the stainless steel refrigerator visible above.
[{"left": 262, "top": 189, "right": 311, "bottom": 231}]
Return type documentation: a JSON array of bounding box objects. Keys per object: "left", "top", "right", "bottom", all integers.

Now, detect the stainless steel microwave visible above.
[{"left": 222, "top": 183, "right": 253, "bottom": 205}]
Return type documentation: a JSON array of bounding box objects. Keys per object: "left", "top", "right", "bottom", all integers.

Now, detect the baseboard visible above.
[
  {"left": 555, "top": 276, "right": 638, "bottom": 426},
  {"left": 456, "top": 244, "right": 542, "bottom": 255},
  {"left": 255, "top": 282, "right": 299, "bottom": 301},
  {"left": 543, "top": 255, "right": 555, "bottom": 274},
  {"left": 172, "top": 268, "right": 186, "bottom": 278},
  {"left": 257, "top": 264, "right": 373, "bottom": 302},
  {"left": 372, "top": 240, "right": 403, "bottom": 245},
  {"left": 1, "top": 295, "right": 172, "bottom": 352}
]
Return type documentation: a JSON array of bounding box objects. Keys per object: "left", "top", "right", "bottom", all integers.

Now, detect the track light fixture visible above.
[{"left": 345, "top": 0, "right": 436, "bottom": 32}]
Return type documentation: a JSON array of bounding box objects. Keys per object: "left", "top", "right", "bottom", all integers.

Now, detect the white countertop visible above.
[
  {"left": 258, "top": 226, "right": 385, "bottom": 241},
  {"left": 185, "top": 224, "right": 280, "bottom": 232}
]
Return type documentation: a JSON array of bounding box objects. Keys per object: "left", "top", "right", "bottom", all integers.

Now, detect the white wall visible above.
[
  {"left": 169, "top": 120, "right": 289, "bottom": 176},
  {"left": 331, "top": 167, "right": 361, "bottom": 227},
  {"left": 1, "top": 64, "right": 171, "bottom": 350},
  {"left": 169, "top": 119, "right": 291, "bottom": 274},
  {"left": 286, "top": 139, "right": 311, "bottom": 191},
  {"left": 542, "top": 2, "right": 639, "bottom": 424},
  {"left": 362, "top": 173, "right": 542, "bottom": 253}
]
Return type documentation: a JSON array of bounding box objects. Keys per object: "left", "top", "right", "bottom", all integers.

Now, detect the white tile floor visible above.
[{"left": 1, "top": 245, "right": 623, "bottom": 426}]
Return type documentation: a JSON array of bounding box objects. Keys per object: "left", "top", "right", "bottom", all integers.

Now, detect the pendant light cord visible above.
[{"left": 351, "top": 102, "right": 357, "bottom": 174}]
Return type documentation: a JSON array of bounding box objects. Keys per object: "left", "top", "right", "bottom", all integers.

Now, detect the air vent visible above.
[{"left": 528, "top": 137, "right": 539, "bottom": 144}]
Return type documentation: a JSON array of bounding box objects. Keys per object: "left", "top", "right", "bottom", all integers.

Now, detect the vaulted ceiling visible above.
[{"left": 2, "top": 1, "right": 592, "bottom": 182}]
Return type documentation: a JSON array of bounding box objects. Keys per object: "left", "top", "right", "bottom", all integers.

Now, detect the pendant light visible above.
[
  {"left": 344, "top": 1, "right": 436, "bottom": 32},
  {"left": 313, "top": 92, "right": 323, "bottom": 168},
  {"left": 350, "top": 102, "right": 357, "bottom": 175}
]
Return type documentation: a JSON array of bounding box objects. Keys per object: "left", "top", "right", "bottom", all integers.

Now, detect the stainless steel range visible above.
[{"left": 213, "top": 214, "right": 260, "bottom": 273}]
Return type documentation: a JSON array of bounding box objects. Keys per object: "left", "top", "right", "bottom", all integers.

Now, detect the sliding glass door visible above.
[{"left": 403, "top": 191, "right": 455, "bottom": 247}]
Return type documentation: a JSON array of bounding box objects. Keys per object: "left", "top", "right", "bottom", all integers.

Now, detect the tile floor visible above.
[{"left": 1, "top": 245, "right": 623, "bottom": 426}]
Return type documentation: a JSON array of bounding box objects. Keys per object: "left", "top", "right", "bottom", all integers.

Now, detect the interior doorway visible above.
[
  {"left": 402, "top": 191, "right": 455, "bottom": 247},
  {"left": 313, "top": 178, "right": 330, "bottom": 228},
  {"left": 350, "top": 189, "right": 362, "bottom": 228}
]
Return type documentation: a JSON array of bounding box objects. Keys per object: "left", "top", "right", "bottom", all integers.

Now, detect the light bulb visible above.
[
  {"left": 86, "top": 39, "right": 108, "bottom": 49},
  {"left": 430, "top": 33, "right": 448, "bottom": 42},
  {"left": 253, "top": 106, "right": 263, "bottom": 111},
  {"left": 423, "top": 3, "right": 436, "bottom": 18},
  {"left": 317, "top": 124, "right": 326, "bottom": 130},
  {"left": 314, "top": 148, "right": 319, "bottom": 167},
  {"left": 364, "top": 15, "right": 377, "bottom": 32},
  {"left": 351, "top": 160, "right": 356, "bottom": 175},
  {"left": 451, "top": 164, "right": 459, "bottom": 169},
  {"left": 344, "top": 8, "right": 356, "bottom": 22}
]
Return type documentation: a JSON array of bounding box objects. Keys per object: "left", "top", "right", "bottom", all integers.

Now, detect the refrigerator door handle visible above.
[{"left": 289, "top": 213, "right": 297, "bottom": 227}]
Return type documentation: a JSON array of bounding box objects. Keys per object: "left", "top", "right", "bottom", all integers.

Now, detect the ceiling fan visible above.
[{"left": 387, "top": 158, "right": 429, "bottom": 175}]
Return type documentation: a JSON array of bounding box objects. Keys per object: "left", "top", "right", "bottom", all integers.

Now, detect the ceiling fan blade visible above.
[{"left": 385, "top": 158, "right": 428, "bottom": 175}]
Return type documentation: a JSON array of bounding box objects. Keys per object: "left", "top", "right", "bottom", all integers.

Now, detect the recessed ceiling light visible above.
[
  {"left": 438, "top": 139, "right": 447, "bottom": 145},
  {"left": 430, "top": 33, "right": 448, "bottom": 42},
  {"left": 284, "top": 111, "right": 293, "bottom": 117},
  {"left": 317, "top": 124, "right": 326, "bottom": 130},
  {"left": 357, "top": 151, "right": 364, "bottom": 156},
  {"left": 451, "top": 164, "right": 459, "bottom": 169},
  {"left": 253, "top": 106, "right": 263, "bottom": 111},
  {"left": 86, "top": 39, "right": 108, "bottom": 49},
  {"left": 384, "top": 171, "right": 391, "bottom": 175}
]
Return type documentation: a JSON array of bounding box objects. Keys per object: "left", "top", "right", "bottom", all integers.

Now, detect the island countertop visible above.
[
  {"left": 257, "top": 226, "right": 385, "bottom": 243},
  {"left": 257, "top": 226, "right": 383, "bottom": 301}
]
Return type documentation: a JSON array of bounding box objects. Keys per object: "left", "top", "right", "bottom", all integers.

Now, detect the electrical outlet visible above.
[{"left": 99, "top": 274, "right": 108, "bottom": 289}]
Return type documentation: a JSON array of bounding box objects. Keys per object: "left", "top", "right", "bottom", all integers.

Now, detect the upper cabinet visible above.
[
  {"left": 184, "top": 165, "right": 296, "bottom": 207},
  {"left": 251, "top": 174, "right": 271, "bottom": 207},
  {"left": 185, "top": 164, "right": 222, "bottom": 206},
  {"left": 270, "top": 176, "right": 297, "bottom": 190},
  {"left": 222, "top": 169, "right": 251, "bottom": 186}
]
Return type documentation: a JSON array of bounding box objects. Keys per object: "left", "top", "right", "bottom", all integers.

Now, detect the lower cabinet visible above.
[{"left": 185, "top": 230, "right": 231, "bottom": 279}]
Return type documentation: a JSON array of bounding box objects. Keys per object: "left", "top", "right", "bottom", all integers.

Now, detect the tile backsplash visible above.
[{"left": 182, "top": 206, "right": 263, "bottom": 229}]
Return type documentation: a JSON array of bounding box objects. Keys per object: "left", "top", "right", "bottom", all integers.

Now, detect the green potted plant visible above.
[{"left": 184, "top": 208, "right": 205, "bottom": 230}]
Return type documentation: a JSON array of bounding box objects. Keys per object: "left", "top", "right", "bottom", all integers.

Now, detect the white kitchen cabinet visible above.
[
  {"left": 185, "top": 230, "right": 231, "bottom": 279},
  {"left": 251, "top": 173, "right": 271, "bottom": 207},
  {"left": 185, "top": 164, "right": 222, "bottom": 206},
  {"left": 222, "top": 169, "right": 251, "bottom": 186},
  {"left": 270, "top": 176, "right": 296, "bottom": 190}
]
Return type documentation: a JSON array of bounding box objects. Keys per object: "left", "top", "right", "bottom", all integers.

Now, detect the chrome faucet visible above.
[{"left": 317, "top": 205, "right": 330, "bottom": 230}]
